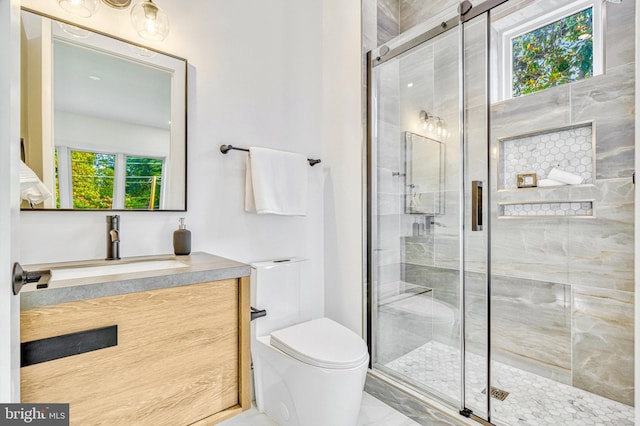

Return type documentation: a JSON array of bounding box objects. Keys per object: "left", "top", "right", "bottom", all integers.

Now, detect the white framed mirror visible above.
[{"left": 20, "top": 8, "right": 187, "bottom": 211}]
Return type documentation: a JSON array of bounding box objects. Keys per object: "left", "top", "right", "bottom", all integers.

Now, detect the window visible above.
[
  {"left": 69, "top": 151, "right": 116, "bottom": 209},
  {"left": 498, "top": 0, "right": 603, "bottom": 99},
  {"left": 124, "top": 157, "right": 164, "bottom": 210},
  {"left": 56, "top": 148, "right": 165, "bottom": 210}
]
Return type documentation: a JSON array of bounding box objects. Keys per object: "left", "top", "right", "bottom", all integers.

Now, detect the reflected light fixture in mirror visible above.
[
  {"left": 418, "top": 110, "right": 449, "bottom": 139},
  {"left": 131, "top": 0, "right": 170, "bottom": 41},
  {"left": 58, "top": 22, "right": 91, "bottom": 38}
]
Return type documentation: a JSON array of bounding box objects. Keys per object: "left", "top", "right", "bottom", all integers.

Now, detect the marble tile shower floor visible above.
[{"left": 385, "top": 341, "right": 634, "bottom": 426}]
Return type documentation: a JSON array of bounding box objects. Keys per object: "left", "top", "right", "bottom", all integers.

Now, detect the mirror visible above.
[
  {"left": 404, "top": 132, "right": 445, "bottom": 215},
  {"left": 20, "top": 9, "right": 187, "bottom": 211}
]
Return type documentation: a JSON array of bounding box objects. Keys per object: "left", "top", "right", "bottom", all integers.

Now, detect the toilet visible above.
[{"left": 250, "top": 258, "right": 369, "bottom": 426}]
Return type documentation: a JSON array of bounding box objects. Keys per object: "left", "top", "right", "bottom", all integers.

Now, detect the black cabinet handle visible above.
[
  {"left": 250, "top": 307, "right": 267, "bottom": 321},
  {"left": 21, "top": 325, "right": 118, "bottom": 367}
]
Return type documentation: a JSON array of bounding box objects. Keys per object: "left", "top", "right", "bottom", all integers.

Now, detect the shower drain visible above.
[{"left": 481, "top": 386, "right": 510, "bottom": 401}]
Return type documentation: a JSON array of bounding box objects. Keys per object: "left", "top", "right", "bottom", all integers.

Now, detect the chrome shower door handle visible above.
[{"left": 471, "top": 181, "right": 483, "bottom": 232}]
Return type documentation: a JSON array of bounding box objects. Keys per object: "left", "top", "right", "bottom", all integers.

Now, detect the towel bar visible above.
[{"left": 220, "top": 144, "right": 321, "bottom": 166}]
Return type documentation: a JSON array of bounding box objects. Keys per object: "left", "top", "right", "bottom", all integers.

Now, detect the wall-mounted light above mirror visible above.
[
  {"left": 20, "top": 9, "right": 187, "bottom": 211},
  {"left": 57, "top": 0, "right": 170, "bottom": 42}
]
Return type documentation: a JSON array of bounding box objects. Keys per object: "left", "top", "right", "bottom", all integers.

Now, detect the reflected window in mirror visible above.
[
  {"left": 20, "top": 9, "right": 187, "bottom": 211},
  {"left": 56, "top": 149, "right": 165, "bottom": 210}
]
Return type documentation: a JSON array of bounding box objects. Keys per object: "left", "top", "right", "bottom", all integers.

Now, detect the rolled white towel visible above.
[
  {"left": 548, "top": 168, "right": 584, "bottom": 185},
  {"left": 537, "top": 178, "right": 567, "bottom": 187},
  {"left": 20, "top": 161, "right": 52, "bottom": 205}
]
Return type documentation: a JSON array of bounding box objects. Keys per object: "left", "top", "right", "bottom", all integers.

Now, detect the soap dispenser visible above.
[{"left": 173, "top": 218, "right": 191, "bottom": 255}]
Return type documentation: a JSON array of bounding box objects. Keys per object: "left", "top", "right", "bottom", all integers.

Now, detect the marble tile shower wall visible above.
[
  {"left": 398, "top": 30, "right": 461, "bottom": 271},
  {"left": 487, "top": 0, "right": 635, "bottom": 406},
  {"left": 374, "top": 28, "right": 461, "bottom": 303},
  {"left": 377, "top": 0, "right": 399, "bottom": 46},
  {"left": 375, "top": 59, "right": 404, "bottom": 300},
  {"left": 376, "top": 0, "right": 461, "bottom": 46}
]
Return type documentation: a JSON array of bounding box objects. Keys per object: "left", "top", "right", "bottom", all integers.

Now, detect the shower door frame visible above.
[{"left": 365, "top": 1, "right": 509, "bottom": 424}]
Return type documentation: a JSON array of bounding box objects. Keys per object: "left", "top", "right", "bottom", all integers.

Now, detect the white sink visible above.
[{"left": 50, "top": 259, "right": 188, "bottom": 281}]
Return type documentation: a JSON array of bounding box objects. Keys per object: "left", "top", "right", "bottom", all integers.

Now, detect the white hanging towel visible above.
[
  {"left": 245, "top": 147, "right": 308, "bottom": 215},
  {"left": 20, "top": 161, "right": 52, "bottom": 205}
]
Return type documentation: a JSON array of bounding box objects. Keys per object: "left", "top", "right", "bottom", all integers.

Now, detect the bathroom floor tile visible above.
[
  {"left": 218, "top": 392, "right": 420, "bottom": 426},
  {"left": 357, "top": 392, "right": 422, "bottom": 426},
  {"left": 385, "top": 341, "right": 634, "bottom": 426},
  {"left": 217, "top": 406, "right": 278, "bottom": 426}
]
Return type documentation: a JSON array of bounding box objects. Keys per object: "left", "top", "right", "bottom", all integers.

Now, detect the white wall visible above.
[
  {"left": 55, "top": 112, "right": 170, "bottom": 157},
  {"left": 322, "top": 0, "right": 364, "bottom": 334},
  {"left": 0, "top": 0, "right": 21, "bottom": 402},
  {"left": 17, "top": 0, "right": 342, "bottom": 322},
  {"left": 16, "top": 0, "right": 365, "bottom": 334}
]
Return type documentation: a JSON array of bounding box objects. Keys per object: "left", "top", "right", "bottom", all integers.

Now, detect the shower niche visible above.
[
  {"left": 498, "top": 122, "right": 595, "bottom": 191},
  {"left": 496, "top": 122, "right": 596, "bottom": 218}
]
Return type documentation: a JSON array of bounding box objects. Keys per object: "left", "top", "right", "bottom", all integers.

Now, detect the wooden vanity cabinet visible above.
[{"left": 20, "top": 277, "right": 250, "bottom": 425}]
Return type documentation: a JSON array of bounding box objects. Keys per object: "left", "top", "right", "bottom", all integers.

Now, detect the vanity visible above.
[{"left": 19, "top": 252, "right": 251, "bottom": 425}]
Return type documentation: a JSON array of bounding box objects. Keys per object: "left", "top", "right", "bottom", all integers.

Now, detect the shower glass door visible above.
[
  {"left": 368, "top": 19, "right": 476, "bottom": 411},
  {"left": 369, "top": 0, "right": 635, "bottom": 424}
]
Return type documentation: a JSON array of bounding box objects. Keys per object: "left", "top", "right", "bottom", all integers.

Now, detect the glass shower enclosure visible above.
[{"left": 367, "top": 1, "right": 635, "bottom": 424}]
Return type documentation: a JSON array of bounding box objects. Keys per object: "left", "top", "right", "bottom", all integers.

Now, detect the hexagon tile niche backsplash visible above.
[
  {"left": 499, "top": 123, "right": 594, "bottom": 190},
  {"left": 500, "top": 201, "right": 594, "bottom": 218}
]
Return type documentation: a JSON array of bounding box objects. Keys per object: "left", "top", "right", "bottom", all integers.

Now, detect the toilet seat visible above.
[{"left": 270, "top": 317, "right": 369, "bottom": 369}]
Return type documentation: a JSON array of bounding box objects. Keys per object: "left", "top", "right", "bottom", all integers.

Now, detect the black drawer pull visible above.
[{"left": 21, "top": 325, "right": 118, "bottom": 367}]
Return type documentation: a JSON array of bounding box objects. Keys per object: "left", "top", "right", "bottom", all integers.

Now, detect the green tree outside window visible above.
[
  {"left": 125, "top": 156, "right": 163, "bottom": 210},
  {"left": 56, "top": 149, "right": 164, "bottom": 209},
  {"left": 512, "top": 8, "right": 593, "bottom": 97},
  {"left": 70, "top": 151, "right": 115, "bottom": 209}
]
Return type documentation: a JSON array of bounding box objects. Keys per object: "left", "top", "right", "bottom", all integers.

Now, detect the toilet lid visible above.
[{"left": 270, "top": 318, "right": 369, "bottom": 369}]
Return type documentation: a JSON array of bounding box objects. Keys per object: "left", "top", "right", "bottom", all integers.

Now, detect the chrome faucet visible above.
[{"left": 106, "top": 215, "right": 121, "bottom": 260}]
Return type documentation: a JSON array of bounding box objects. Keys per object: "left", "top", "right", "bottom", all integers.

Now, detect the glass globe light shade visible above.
[
  {"left": 131, "top": 0, "right": 170, "bottom": 41},
  {"left": 436, "top": 118, "right": 446, "bottom": 137},
  {"left": 58, "top": 0, "right": 100, "bottom": 18},
  {"left": 426, "top": 118, "right": 434, "bottom": 132}
]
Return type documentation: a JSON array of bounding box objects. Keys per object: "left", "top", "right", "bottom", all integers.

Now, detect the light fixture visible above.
[
  {"left": 58, "top": 0, "right": 131, "bottom": 18},
  {"left": 58, "top": 0, "right": 170, "bottom": 43},
  {"left": 58, "top": 0, "right": 100, "bottom": 18},
  {"left": 103, "top": 0, "right": 131, "bottom": 8},
  {"left": 419, "top": 110, "right": 448, "bottom": 139},
  {"left": 419, "top": 110, "right": 434, "bottom": 131},
  {"left": 131, "top": 0, "right": 170, "bottom": 41}
]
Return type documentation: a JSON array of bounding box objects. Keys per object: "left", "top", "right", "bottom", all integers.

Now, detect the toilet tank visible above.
[{"left": 251, "top": 258, "right": 312, "bottom": 337}]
